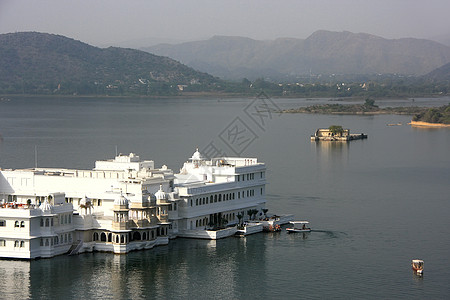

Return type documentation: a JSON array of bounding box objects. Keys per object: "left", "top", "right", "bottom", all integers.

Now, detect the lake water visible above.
[{"left": 0, "top": 96, "right": 449, "bottom": 299}]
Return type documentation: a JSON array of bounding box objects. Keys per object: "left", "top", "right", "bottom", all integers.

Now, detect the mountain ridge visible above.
[
  {"left": 0, "top": 32, "right": 219, "bottom": 95},
  {"left": 144, "top": 30, "right": 450, "bottom": 80}
]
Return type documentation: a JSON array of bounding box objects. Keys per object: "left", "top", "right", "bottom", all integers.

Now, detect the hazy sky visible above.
[{"left": 1, "top": 0, "right": 449, "bottom": 46}]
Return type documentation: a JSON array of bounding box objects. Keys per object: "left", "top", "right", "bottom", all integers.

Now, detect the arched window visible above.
[
  {"left": 143, "top": 232, "right": 147, "bottom": 240},
  {"left": 14, "top": 240, "right": 19, "bottom": 247},
  {"left": 45, "top": 239, "right": 49, "bottom": 246},
  {"left": 100, "top": 232, "right": 107, "bottom": 242},
  {"left": 151, "top": 230, "right": 155, "bottom": 239},
  {"left": 45, "top": 218, "right": 49, "bottom": 227},
  {"left": 214, "top": 195, "right": 217, "bottom": 202},
  {"left": 120, "top": 235, "right": 124, "bottom": 244},
  {"left": 219, "top": 194, "right": 222, "bottom": 202},
  {"left": 115, "top": 235, "right": 119, "bottom": 243},
  {"left": 93, "top": 232, "right": 99, "bottom": 241},
  {"left": 133, "top": 231, "right": 141, "bottom": 241},
  {"left": 14, "top": 221, "right": 20, "bottom": 227},
  {"left": 40, "top": 219, "right": 44, "bottom": 227},
  {"left": 20, "top": 221, "right": 25, "bottom": 228},
  {"left": 20, "top": 241, "right": 25, "bottom": 247},
  {"left": 108, "top": 233, "right": 112, "bottom": 242}
]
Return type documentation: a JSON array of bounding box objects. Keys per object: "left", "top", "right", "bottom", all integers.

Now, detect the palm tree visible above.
[
  {"left": 247, "top": 209, "right": 253, "bottom": 221},
  {"left": 252, "top": 209, "right": 259, "bottom": 220},
  {"left": 237, "top": 213, "right": 243, "bottom": 226}
]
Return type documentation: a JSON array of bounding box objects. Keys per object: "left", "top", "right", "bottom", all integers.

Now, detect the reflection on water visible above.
[
  {"left": 0, "top": 260, "right": 31, "bottom": 299},
  {"left": 312, "top": 141, "right": 351, "bottom": 166}
]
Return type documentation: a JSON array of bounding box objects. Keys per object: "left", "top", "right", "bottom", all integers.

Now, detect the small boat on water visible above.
[
  {"left": 412, "top": 259, "right": 424, "bottom": 274},
  {"left": 286, "top": 221, "right": 311, "bottom": 233}
]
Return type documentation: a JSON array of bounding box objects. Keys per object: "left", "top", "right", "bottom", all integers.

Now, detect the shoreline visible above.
[
  {"left": 1, "top": 93, "right": 449, "bottom": 100},
  {"left": 408, "top": 120, "right": 450, "bottom": 128}
]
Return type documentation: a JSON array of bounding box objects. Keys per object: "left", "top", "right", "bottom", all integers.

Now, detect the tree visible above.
[
  {"left": 329, "top": 125, "right": 344, "bottom": 135},
  {"left": 364, "top": 98, "right": 378, "bottom": 108},
  {"left": 262, "top": 208, "right": 269, "bottom": 219},
  {"left": 252, "top": 209, "right": 259, "bottom": 220},
  {"left": 237, "top": 213, "right": 243, "bottom": 226}
]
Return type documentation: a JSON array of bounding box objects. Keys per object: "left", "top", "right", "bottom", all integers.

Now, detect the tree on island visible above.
[
  {"left": 364, "top": 98, "right": 377, "bottom": 107},
  {"left": 412, "top": 104, "right": 450, "bottom": 124},
  {"left": 329, "top": 125, "right": 344, "bottom": 135}
]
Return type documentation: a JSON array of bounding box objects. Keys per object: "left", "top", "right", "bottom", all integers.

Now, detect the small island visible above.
[
  {"left": 283, "top": 99, "right": 450, "bottom": 128},
  {"left": 311, "top": 125, "right": 367, "bottom": 142},
  {"left": 282, "top": 99, "right": 429, "bottom": 115},
  {"left": 410, "top": 104, "right": 450, "bottom": 127}
]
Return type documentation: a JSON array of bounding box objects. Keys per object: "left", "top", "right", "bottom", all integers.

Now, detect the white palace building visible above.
[{"left": 0, "top": 149, "right": 266, "bottom": 259}]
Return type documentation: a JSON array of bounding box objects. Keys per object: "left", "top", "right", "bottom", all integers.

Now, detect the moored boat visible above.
[
  {"left": 286, "top": 221, "right": 311, "bottom": 233},
  {"left": 412, "top": 259, "right": 424, "bottom": 274}
]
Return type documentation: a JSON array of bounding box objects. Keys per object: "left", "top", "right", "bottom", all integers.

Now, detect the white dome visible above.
[
  {"left": 154, "top": 185, "right": 167, "bottom": 200},
  {"left": 39, "top": 199, "right": 53, "bottom": 211},
  {"left": 114, "top": 193, "right": 128, "bottom": 207},
  {"left": 190, "top": 148, "right": 205, "bottom": 161}
]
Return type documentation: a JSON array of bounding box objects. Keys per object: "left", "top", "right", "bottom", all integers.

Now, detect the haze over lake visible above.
[{"left": 0, "top": 96, "right": 449, "bottom": 299}]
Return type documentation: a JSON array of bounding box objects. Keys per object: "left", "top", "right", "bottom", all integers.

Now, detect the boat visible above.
[
  {"left": 286, "top": 221, "right": 311, "bottom": 233},
  {"left": 412, "top": 259, "right": 424, "bottom": 274}
]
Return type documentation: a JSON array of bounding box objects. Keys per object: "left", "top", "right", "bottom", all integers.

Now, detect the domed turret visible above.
[
  {"left": 154, "top": 184, "right": 167, "bottom": 201},
  {"left": 190, "top": 148, "right": 205, "bottom": 161},
  {"left": 114, "top": 193, "right": 129, "bottom": 208}
]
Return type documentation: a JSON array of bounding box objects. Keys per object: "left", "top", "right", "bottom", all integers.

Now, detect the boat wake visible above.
[{"left": 310, "top": 230, "right": 346, "bottom": 239}]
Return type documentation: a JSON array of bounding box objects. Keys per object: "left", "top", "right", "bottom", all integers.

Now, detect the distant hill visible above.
[
  {"left": 0, "top": 32, "right": 219, "bottom": 95},
  {"left": 425, "top": 62, "right": 450, "bottom": 81},
  {"left": 144, "top": 30, "right": 450, "bottom": 80}
]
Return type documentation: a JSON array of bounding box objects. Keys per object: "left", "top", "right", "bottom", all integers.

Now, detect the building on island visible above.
[
  {"left": 0, "top": 149, "right": 266, "bottom": 259},
  {"left": 311, "top": 128, "right": 367, "bottom": 141}
]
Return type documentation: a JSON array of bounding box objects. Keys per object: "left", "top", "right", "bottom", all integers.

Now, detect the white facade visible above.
[
  {"left": 0, "top": 150, "right": 266, "bottom": 259},
  {"left": 175, "top": 149, "right": 266, "bottom": 235}
]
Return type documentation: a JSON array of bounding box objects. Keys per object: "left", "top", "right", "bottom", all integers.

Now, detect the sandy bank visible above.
[{"left": 409, "top": 121, "right": 450, "bottom": 128}]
